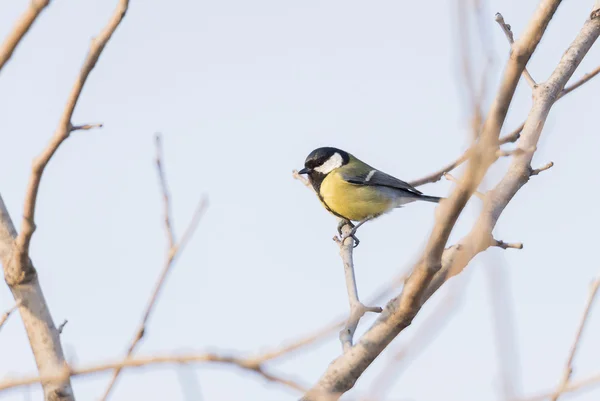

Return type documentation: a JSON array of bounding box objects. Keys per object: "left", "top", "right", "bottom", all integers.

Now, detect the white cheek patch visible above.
[
  {"left": 365, "top": 169, "right": 377, "bottom": 182},
  {"left": 314, "top": 152, "right": 343, "bottom": 174}
]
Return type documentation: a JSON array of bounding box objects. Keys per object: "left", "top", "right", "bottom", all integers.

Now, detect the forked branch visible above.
[{"left": 99, "top": 134, "right": 208, "bottom": 400}]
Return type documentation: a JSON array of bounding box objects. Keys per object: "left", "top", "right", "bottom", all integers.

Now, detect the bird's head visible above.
[{"left": 297, "top": 147, "right": 350, "bottom": 178}]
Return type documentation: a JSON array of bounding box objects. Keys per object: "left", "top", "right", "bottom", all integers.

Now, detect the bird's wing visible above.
[{"left": 341, "top": 168, "right": 423, "bottom": 196}]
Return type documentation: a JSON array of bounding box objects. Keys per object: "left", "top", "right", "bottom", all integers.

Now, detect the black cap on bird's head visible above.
[{"left": 297, "top": 147, "right": 350, "bottom": 176}]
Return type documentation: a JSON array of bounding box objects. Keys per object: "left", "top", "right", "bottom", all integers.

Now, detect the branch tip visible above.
[
  {"left": 70, "top": 123, "right": 103, "bottom": 132},
  {"left": 494, "top": 239, "right": 523, "bottom": 250},
  {"left": 495, "top": 11, "right": 537, "bottom": 88},
  {"left": 530, "top": 161, "right": 554, "bottom": 176},
  {"left": 58, "top": 320, "right": 68, "bottom": 334}
]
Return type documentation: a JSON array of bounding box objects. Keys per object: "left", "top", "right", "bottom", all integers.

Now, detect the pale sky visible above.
[{"left": 1, "top": 1, "right": 600, "bottom": 400}]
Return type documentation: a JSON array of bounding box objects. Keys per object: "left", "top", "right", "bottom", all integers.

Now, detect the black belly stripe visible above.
[{"left": 308, "top": 171, "right": 349, "bottom": 220}]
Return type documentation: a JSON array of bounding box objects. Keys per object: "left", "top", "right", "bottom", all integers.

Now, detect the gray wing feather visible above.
[{"left": 341, "top": 169, "right": 422, "bottom": 196}]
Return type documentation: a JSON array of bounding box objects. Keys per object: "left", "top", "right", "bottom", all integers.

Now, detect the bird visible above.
[{"left": 297, "top": 146, "right": 441, "bottom": 246}]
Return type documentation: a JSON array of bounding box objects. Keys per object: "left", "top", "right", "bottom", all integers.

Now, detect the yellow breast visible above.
[{"left": 319, "top": 171, "right": 394, "bottom": 221}]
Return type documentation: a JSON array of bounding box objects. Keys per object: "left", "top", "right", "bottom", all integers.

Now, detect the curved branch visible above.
[
  {"left": 0, "top": 352, "right": 306, "bottom": 394},
  {"left": 0, "top": 1, "right": 130, "bottom": 400}
]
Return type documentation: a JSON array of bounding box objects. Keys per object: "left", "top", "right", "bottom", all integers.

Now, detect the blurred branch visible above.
[
  {"left": 302, "top": 1, "right": 600, "bottom": 399},
  {"left": 0, "top": 352, "right": 306, "bottom": 394},
  {"left": 486, "top": 256, "right": 521, "bottom": 400},
  {"left": 521, "top": 371, "right": 600, "bottom": 401},
  {"left": 0, "top": 1, "right": 129, "bottom": 400},
  {"left": 0, "top": 302, "right": 20, "bottom": 332},
  {"left": 549, "top": 277, "right": 600, "bottom": 401},
  {"left": 0, "top": 0, "right": 50, "bottom": 73},
  {"left": 100, "top": 134, "right": 208, "bottom": 400},
  {"left": 495, "top": 13, "right": 538, "bottom": 88},
  {"left": 366, "top": 286, "right": 464, "bottom": 400},
  {"left": 408, "top": 62, "right": 599, "bottom": 189}
]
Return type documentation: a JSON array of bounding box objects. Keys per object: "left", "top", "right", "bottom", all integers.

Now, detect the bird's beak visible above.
[{"left": 297, "top": 168, "right": 310, "bottom": 175}]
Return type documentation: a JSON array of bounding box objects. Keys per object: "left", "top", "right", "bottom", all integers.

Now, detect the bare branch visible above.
[
  {"left": 302, "top": 2, "right": 582, "bottom": 399},
  {"left": 550, "top": 277, "right": 600, "bottom": 401},
  {"left": 0, "top": 352, "right": 307, "bottom": 394},
  {"left": 0, "top": 2, "right": 130, "bottom": 400},
  {"left": 0, "top": 0, "right": 50, "bottom": 73},
  {"left": 155, "top": 134, "right": 176, "bottom": 247},
  {"left": 530, "top": 161, "right": 554, "bottom": 176},
  {"left": 562, "top": 64, "right": 600, "bottom": 95},
  {"left": 408, "top": 126, "right": 524, "bottom": 188},
  {"left": 409, "top": 61, "right": 599, "bottom": 189},
  {"left": 334, "top": 224, "right": 382, "bottom": 351},
  {"left": 521, "top": 371, "right": 600, "bottom": 401},
  {"left": 14, "top": 0, "right": 129, "bottom": 264},
  {"left": 99, "top": 135, "right": 208, "bottom": 400},
  {"left": 495, "top": 12, "right": 538, "bottom": 88},
  {"left": 0, "top": 302, "right": 21, "bottom": 332}
]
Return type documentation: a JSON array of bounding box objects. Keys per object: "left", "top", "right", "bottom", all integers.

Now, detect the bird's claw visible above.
[
  {"left": 339, "top": 228, "right": 360, "bottom": 248},
  {"left": 337, "top": 219, "right": 354, "bottom": 236}
]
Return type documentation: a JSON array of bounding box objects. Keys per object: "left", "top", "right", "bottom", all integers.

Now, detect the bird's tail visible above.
[{"left": 419, "top": 194, "right": 442, "bottom": 203}]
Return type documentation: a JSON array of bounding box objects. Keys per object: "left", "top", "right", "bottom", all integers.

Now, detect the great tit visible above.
[{"left": 298, "top": 147, "right": 441, "bottom": 246}]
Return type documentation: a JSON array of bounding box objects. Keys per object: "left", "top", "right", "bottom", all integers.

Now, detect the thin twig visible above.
[
  {"left": 0, "top": 0, "right": 50, "bottom": 73},
  {"left": 550, "top": 277, "right": 600, "bottom": 401},
  {"left": 0, "top": 352, "right": 306, "bottom": 394},
  {"left": 408, "top": 61, "right": 600, "bottom": 189},
  {"left": 0, "top": 302, "right": 20, "bottom": 332},
  {"left": 70, "top": 123, "right": 103, "bottom": 132},
  {"left": 57, "top": 320, "right": 68, "bottom": 334},
  {"left": 495, "top": 13, "right": 537, "bottom": 88},
  {"left": 494, "top": 239, "right": 523, "bottom": 250},
  {"left": 155, "top": 134, "right": 175, "bottom": 247},
  {"left": 14, "top": 0, "right": 129, "bottom": 269},
  {"left": 530, "top": 161, "right": 554, "bottom": 176},
  {"left": 292, "top": 169, "right": 314, "bottom": 190},
  {"left": 99, "top": 135, "right": 208, "bottom": 400},
  {"left": 408, "top": 127, "right": 522, "bottom": 188},
  {"left": 561, "top": 65, "right": 600, "bottom": 96}
]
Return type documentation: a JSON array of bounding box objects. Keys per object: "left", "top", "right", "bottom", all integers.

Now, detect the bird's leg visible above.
[{"left": 340, "top": 216, "right": 373, "bottom": 248}]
